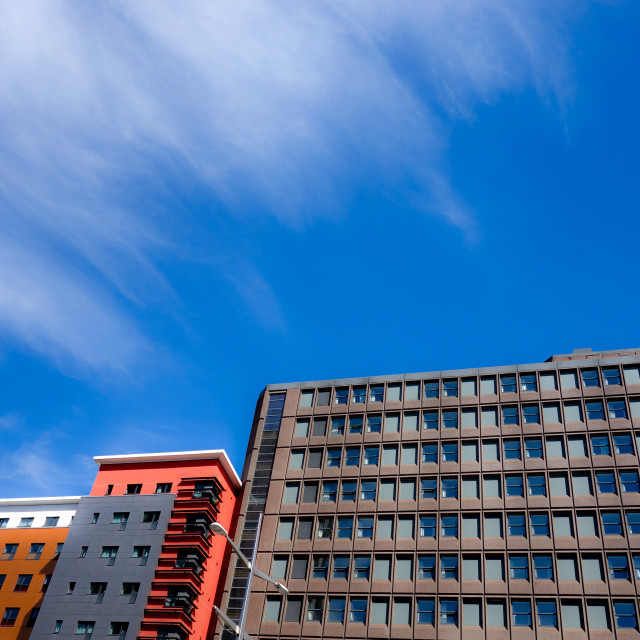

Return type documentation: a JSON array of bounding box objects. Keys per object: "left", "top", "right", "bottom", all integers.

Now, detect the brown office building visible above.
[{"left": 220, "top": 347, "right": 640, "bottom": 640}]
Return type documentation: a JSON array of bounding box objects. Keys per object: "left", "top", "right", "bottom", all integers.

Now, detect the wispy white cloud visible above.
[
  {"left": 0, "top": 434, "right": 94, "bottom": 496},
  {"left": 0, "top": 1, "right": 580, "bottom": 371}
]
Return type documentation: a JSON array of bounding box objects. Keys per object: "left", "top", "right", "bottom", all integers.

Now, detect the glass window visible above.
[
  {"left": 422, "top": 444, "right": 437, "bottom": 463},
  {"left": 363, "top": 446, "right": 379, "bottom": 465},
  {"left": 512, "top": 600, "right": 532, "bottom": 627},
  {"left": 307, "top": 597, "right": 323, "bottom": 622},
  {"left": 527, "top": 474, "right": 546, "bottom": 496},
  {"left": 620, "top": 471, "right": 640, "bottom": 493},
  {"left": 463, "top": 557, "right": 481, "bottom": 581},
  {"left": 504, "top": 439, "right": 521, "bottom": 459},
  {"left": 290, "top": 450, "right": 305, "bottom": 469},
  {"left": 603, "top": 367, "right": 621, "bottom": 385},
  {"left": 348, "top": 416, "right": 363, "bottom": 434},
  {"left": 379, "top": 479, "right": 396, "bottom": 501},
  {"left": 614, "top": 602, "right": 637, "bottom": 629},
  {"left": 546, "top": 437, "right": 565, "bottom": 458},
  {"left": 520, "top": 373, "right": 537, "bottom": 392},
  {"left": 501, "top": 375, "right": 517, "bottom": 393},
  {"left": 550, "top": 473, "right": 569, "bottom": 496},
  {"left": 609, "top": 399, "right": 628, "bottom": 419},
  {"left": 462, "top": 515, "right": 480, "bottom": 539},
  {"left": 366, "top": 415, "right": 382, "bottom": 433},
  {"left": 586, "top": 401, "right": 605, "bottom": 420},
  {"left": 553, "top": 513, "right": 573, "bottom": 537},
  {"left": 376, "top": 517, "right": 393, "bottom": 540},
  {"left": 312, "top": 418, "right": 327, "bottom": 437},
  {"left": 294, "top": 419, "right": 309, "bottom": 438},
  {"left": 360, "top": 481, "right": 376, "bottom": 501},
  {"left": 524, "top": 438, "right": 543, "bottom": 458},
  {"left": 502, "top": 406, "right": 519, "bottom": 425},
  {"left": 627, "top": 512, "right": 640, "bottom": 535},
  {"left": 557, "top": 556, "right": 578, "bottom": 580},
  {"left": 418, "top": 556, "right": 436, "bottom": 580},
  {"left": 485, "top": 514, "right": 502, "bottom": 538},
  {"left": 506, "top": 475, "right": 524, "bottom": 497},
  {"left": 345, "top": 447, "right": 360, "bottom": 466},
  {"left": 307, "top": 450, "right": 322, "bottom": 468},
  {"left": 462, "top": 409, "right": 478, "bottom": 428},
  {"left": 312, "top": 555, "right": 328, "bottom": 579},
  {"left": 572, "top": 472, "right": 593, "bottom": 496},
  {"left": 486, "top": 557, "right": 505, "bottom": 581},
  {"left": 540, "top": 371, "right": 557, "bottom": 391},
  {"left": 421, "top": 478, "right": 437, "bottom": 500},
  {"left": 577, "top": 513, "right": 598, "bottom": 537},
  {"left": 530, "top": 513, "right": 550, "bottom": 536},
  {"left": 302, "top": 482, "right": 318, "bottom": 502},
  {"left": 587, "top": 603, "right": 610, "bottom": 630},
  {"left": 322, "top": 481, "right": 338, "bottom": 502},
  {"left": 560, "top": 370, "right": 578, "bottom": 389},
  {"left": 462, "top": 441, "right": 478, "bottom": 462},
  {"left": 423, "top": 411, "right": 438, "bottom": 430},
  {"left": 484, "top": 477, "right": 501, "bottom": 499},
  {"left": 614, "top": 433, "right": 634, "bottom": 454},
  {"left": 480, "top": 376, "right": 497, "bottom": 394},
  {"left": 533, "top": 555, "right": 553, "bottom": 579},
  {"left": 353, "top": 556, "right": 370, "bottom": 579},
  {"left": 602, "top": 512, "right": 622, "bottom": 535},
  {"left": 441, "top": 516, "right": 458, "bottom": 538},
  {"left": 442, "top": 478, "right": 458, "bottom": 499},
  {"left": 564, "top": 401, "right": 583, "bottom": 422},
  {"left": 357, "top": 517, "right": 373, "bottom": 539},
  {"left": 440, "top": 599, "right": 458, "bottom": 625},
  {"left": 284, "top": 483, "right": 300, "bottom": 503},
  {"left": 461, "top": 378, "right": 477, "bottom": 396},
  {"left": 384, "top": 413, "right": 399, "bottom": 433},
  {"left": 537, "top": 601, "right": 557, "bottom": 627},
  {"left": 299, "top": 390, "right": 314, "bottom": 408},
  {"left": 369, "top": 386, "right": 384, "bottom": 402},
  {"left": 403, "top": 413, "right": 418, "bottom": 432},
  {"left": 442, "top": 443, "right": 458, "bottom": 463},
  {"left": 382, "top": 445, "right": 398, "bottom": 466},
  {"left": 297, "top": 518, "right": 313, "bottom": 540},
  {"left": 405, "top": 382, "right": 420, "bottom": 400},
  {"left": 420, "top": 516, "right": 437, "bottom": 538},
  {"left": 370, "top": 599, "right": 389, "bottom": 625},
  {"left": 341, "top": 480, "right": 357, "bottom": 502},
  {"left": 509, "top": 555, "right": 528, "bottom": 580},
  {"left": 397, "top": 517, "right": 414, "bottom": 539},
  {"left": 326, "top": 448, "right": 341, "bottom": 467},
  {"left": 462, "top": 476, "right": 479, "bottom": 499},
  {"left": 328, "top": 597, "right": 346, "bottom": 623},
  {"left": 395, "top": 557, "right": 413, "bottom": 581},
  {"left": 542, "top": 403, "right": 561, "bottom": 423},
  {"left": 387, "top": 383, "right": 402, "bottom": 402},
  {"left": 399, "top": 480, "right": 416, "bottom": 501},
  {"left": 417, "top": 599, "right": 435, "bottom": 625},
  {"left": 349, "top": 598, "right": 367, "bottom": 623},
  {"left": 373, "top": 556, "right": 391, "bottom": 581},
  {"left": 443, "top": 410, "right": 458, "bottom": 429},
  {"left": 482, "top": 440, "right": 499, "bottom": 461},
  {"left": 330, "top": 417, "right": 345, "bottom": 435},
  {"left": 581, "top": 368, "right": 600, "bottom": 387},
  {"left": 443, "top": 380, "right": 458, "bottom": 397},
  {"left": 481, "top": 407, "right": 498, "bottom": 427},
  {"left": 334, "top": 388, "right": 349, "bottom": 404},
  {"left": 568, "top": 435, "right": 587, "bottom": 458},
  {"left": 337, "top": 516, "right": 353, "bottom": 539},
  {"left": 424, "top": 381, "right": 439, "bottom": 398},
  {"left": 596, "top": 472, "right": 616, "bottom": 494},
  {"left": 608, "top": 555, "right": 630, "bottom": 580},
  {"left": 440, "top": 556, "right": 458, "bottom": 580},
  {"left": 523, "top": 406, "right": 540, "bottom": 427},
  {"left": 352, "top": 386, "right": 366, "bottom": 403},
  {"left": 401, "top": 444, "right": 418, "bottom": 465}
]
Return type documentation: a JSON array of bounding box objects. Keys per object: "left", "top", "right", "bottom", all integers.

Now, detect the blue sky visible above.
[{"left": 0, "top": 1, "right": 638, "bottom": 497}]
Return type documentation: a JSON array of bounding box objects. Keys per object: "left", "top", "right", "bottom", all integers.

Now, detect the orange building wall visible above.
[
  {"left": 90, "top": 458, "right": 238, "bottom": 640},
  {"left": 0, "top": 528, "right": 68, "bottom": 640}
]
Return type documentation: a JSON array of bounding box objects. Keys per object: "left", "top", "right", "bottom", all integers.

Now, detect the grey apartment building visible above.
[{"left": 220, "top": 348, "right": 640, "bottom": 640}]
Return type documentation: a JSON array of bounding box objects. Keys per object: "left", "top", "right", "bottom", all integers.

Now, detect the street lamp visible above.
[{"left": 210, "top": 513, "right": 288, "bottom": 640}]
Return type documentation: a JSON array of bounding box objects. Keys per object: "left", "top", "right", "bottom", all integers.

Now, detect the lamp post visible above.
[{"left": 210, "top": 513, "right": 288, "bottom": 640}]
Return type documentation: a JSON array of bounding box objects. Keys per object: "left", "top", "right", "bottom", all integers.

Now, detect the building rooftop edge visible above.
[
  {"left": 0, "top": 496, "right": 82, "bottom": 507},
  {"left": 92, "top": 449, "right": 242, "bottom": 490},
  {"left": 264, "top": 349, "right": 640, "bottom": 391}
]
